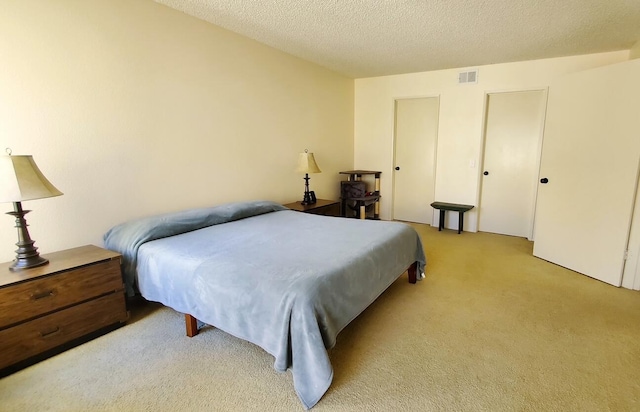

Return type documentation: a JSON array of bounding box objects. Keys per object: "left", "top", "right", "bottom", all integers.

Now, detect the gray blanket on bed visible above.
[
  {"left": 103, "top": 200, "right": 288, "bottom": 296},
  {"left": 104, "top": 200, "right": 426, "bottom": 409}
]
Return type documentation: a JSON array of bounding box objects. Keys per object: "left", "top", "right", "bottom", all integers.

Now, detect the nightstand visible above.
[
  {"left": 283, "top": 199, "right": 341, "bottom": 217},
  {"left": 0, "top": 245, "right": 128, "bottom": 375}
]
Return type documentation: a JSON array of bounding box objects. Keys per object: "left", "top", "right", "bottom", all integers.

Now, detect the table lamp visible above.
[
  {"left": 295, "top": 149, "right": 321, "bottom": 205},
  {"left": 0, "top": 149, "right": 63, "bottom": 271}
]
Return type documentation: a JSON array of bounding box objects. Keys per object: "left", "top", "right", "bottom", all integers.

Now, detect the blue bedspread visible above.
[
  {"left": 104, "top": 201, "right": 426, "bottom": 409},
  {"left": 104, "top": 200, "right": 287, "bottom": 296}
]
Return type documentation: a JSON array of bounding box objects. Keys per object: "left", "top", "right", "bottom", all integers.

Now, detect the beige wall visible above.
[
  {"left": 630, "top": 40, "right": 640, "bottom": 59},
  {"left": 354, "top": 51, "right": 628, "bottom": 227},
  {"left": 0, "top": 0, "right": 354, "bottom": 262}
]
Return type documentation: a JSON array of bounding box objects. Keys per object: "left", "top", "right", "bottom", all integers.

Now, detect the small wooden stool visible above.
[{"left": 430, "top": 202, "right": 474, "bottom": 234}]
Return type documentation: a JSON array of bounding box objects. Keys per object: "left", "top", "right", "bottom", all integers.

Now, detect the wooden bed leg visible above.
[
  {"left": 407, "top": 262, "right": 417, "bottom": 284},
  {"left": 185, "top": 314, "right": 199, "bottom": 337}
]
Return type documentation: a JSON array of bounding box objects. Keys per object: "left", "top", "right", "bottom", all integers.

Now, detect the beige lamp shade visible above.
[
  {"left": 0, "top": 154, "right": 63, "bottom": 203},
  {"left": 295, "top": 150, "right": 322, "bottom": 174}
]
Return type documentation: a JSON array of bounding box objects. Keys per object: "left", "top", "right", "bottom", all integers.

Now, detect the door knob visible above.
[
  {"left": 483, "top": 171, "right": 489, "bottom": 176},
  {"left": 395, "top": 167, "right": 400, "bottom": 170},
  {"left": 540, "top": 178, "right": 549, "bottom": 184}
]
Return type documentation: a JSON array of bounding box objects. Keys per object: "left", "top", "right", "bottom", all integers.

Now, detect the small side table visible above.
[
  {"left": 430, "top": 202, "right": 474, "bottom": 234},
  {"left": 0, "top": 245, "right": 128, "bottom": 375},
  {"left": 283, "top": 199, "right": 341, "bottom": 217}
]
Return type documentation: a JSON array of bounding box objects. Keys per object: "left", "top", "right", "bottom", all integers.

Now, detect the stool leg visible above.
[{"left": 439, "top": 210, "right": 445, "bottom": 231}]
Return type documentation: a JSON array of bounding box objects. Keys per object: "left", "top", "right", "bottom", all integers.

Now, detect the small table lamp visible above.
[
  {"left": 295, "top": 149, "right": 321, "bottom": 205},
  {"left": 0, "top": 149, "right": 63, "bottom": 271}
]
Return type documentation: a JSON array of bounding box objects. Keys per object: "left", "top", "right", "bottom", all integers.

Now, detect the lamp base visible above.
[
  {"left": 6, "top": 202, "right": 50, "bottom": 272},
  {"left": 10, "top": 255, "right": 49, "bottom": 272},
  {"left": 300, "top": 173, "right": 317, "bottom": 205}
]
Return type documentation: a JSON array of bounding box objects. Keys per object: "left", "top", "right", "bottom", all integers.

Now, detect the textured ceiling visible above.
[{"left": 154, "top": 0, "right": 640, "bottom": 78}]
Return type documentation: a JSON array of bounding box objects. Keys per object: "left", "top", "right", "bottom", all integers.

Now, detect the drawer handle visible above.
[
  {"left": 40, "top": 326, "right": 61, "bottom": 338},
  {"left": 31, "top": 289, "right": 56, "bottom": 300}
]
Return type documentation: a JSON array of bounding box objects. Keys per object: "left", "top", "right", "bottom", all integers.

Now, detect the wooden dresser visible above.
[
  {"left": 283, "top": 199, "right": 341, "bottom": 217},
  {"left": 0, "top": 245, "right": 128, "bottom": 374}
]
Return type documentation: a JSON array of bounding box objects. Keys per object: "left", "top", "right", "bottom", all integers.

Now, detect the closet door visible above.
[
  {"left": 479, "top": 90, "right": 545, "bottom": 238},
  {"left": 533, "top": 59, "right": 640, "bottom": 286},
  {"left": 393, "top": 97, "right": 439, "bottom": 224}
]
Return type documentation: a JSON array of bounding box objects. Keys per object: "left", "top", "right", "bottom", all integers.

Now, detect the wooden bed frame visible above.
[{"left": 184, "top": 261, "right": 419, "bottom": 337}]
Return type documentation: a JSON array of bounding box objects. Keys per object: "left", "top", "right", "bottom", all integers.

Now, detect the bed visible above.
[{"left": 103, "top": 200, "right": 426, "bottom": 409}]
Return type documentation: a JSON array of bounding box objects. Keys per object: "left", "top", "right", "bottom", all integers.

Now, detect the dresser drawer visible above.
[
  {"left": 0, "top": 292, "right": 127, "bottom": 370},
  {"left": 0, "top": 259, "right": 123, "bottom": 328},
  {"left": 306, "top": 203, "right": 340, "bottom": 216}
]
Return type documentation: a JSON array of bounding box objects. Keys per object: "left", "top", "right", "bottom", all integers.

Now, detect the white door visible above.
[
  {"left": 393, "top": 97, "right": 439, "bottom": 224},
  {"left": 622, "top": 173, "right": 640, "bottom": 290},
  {"left": 533, "top": 59, "right": 640, "bottom": 286},
  {"left": 479, "top": 90, "right": 546, "bottom": 238}
]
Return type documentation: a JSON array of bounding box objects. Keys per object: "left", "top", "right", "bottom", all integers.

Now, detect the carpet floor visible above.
[{"left": 1, "top": 224, "right": 639, "bottom": 411}]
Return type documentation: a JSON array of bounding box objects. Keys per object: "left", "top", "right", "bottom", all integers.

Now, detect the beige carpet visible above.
[{"left": 2, "top": 225, "right": 639, "bottom": 411}]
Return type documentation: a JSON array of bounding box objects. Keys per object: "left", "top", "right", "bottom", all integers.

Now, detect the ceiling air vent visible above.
[{"left": 458, "top": 69, "right": 478, "bottom": 84}]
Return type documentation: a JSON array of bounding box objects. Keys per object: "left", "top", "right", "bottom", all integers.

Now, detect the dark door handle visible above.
[
  {"left": 483, "top": 171, "right": 489, "bottom": 176},
  {"left": 540, "top": 178, "right": 549, "bottom": 184},
  {"left": 395, "top": 167, "right": 400, "bottom": 170}
]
